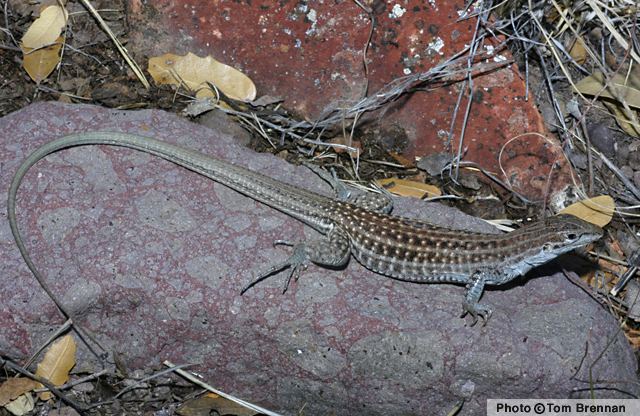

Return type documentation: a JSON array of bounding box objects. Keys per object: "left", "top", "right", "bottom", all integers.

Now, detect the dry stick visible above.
[
  {"left": 451, "top": 161, "right": 533, "bottom": 204},
  {"left": 450, "top": 3, "right": 486, "bottom": 181},
  {"left": 113, "top": 364, "right": 192, "bottom": 399},
  {"left": 78, "top": 0, "right": 150, "bottom": 88},
  {"left": 565, "top": 100, "right": 596, "bottom": 197},
  {"left": 164, "top": 360, "right": 283, "bottom": 416},
  {"left": 23, "top": 319, "right": 72, "bottom": 369},
  {"left": 577, "top": 111, "right": 595, "bottom": 195},
  {"left": 352, "top": 0, "right": 375, "bottom": 97},
  {"left": 535, "top": 47, "right": 570, "bottom": 134},
  {"left": 562, "top": 268, "right": 612, "bottom": 310},
  {"left": 598, "top": 151, "right": 640, "bottom": 203},
  {"left": 2, "top": 0, "right": 19, "bottom": 48},
  {"left": 216, "top": 55, "right": 509, "bottom": 153},
  {"left": 57, "top": 368, "right": 109, "bottom": 391},
  {"left": 84, "top": 363, "right": 193, "bottom": 409}
]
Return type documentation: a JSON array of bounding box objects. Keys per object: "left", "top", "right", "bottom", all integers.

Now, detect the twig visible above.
[
  {"left": 164, "top": 360, "right": 283, "bottom": 416},
  {"left": 78, "top": 0, "right": 150, "bottom": 88}
]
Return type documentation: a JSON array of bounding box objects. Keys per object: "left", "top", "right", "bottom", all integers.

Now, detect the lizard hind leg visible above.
[
  {"left": 303, "top": 162, "right": 393, "bottom": 214},
  {"left": 240, "top": 227, "right": 351, "bottom": 294},
  {"left": 240, "top": 241, "right": 308, "bottom": 295}
]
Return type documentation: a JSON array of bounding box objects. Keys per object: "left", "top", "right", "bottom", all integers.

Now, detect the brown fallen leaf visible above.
[
  {"left": 603, "top": 100, "right": 640, "bottom": 137},
  {"left": 4, "top": 393, "right": 34, "bottom": 416},
  {"left": 575, "top": 71, "right": 640, "bottom": 109},
  {"left": 21, "top": 5, "right": 68, "bottom": 49},
  {"left": 177, "top": 392, "right": 257, "bottom": 416},
  {"left": 0, "top": 378, "right": 39, "bottom": 406},
  {"left": 34, "top": 334, "right": 77, "bottom": 401},
  {"left": 148, "top": 52, "right": 256, "bottom": 101},
  {"left": 568, "top": 37, "right": 587, "bottom": 65},
  {"left": 388, "top": 151, "right": 415, "bottom": 168},
  {"left": 559, "top": 195, "right": 615, "bottom": 227},
  {"left": 22, "top": 36, "right": 64, "bottom": 84},
  {"left": 376, "top": 178, "right": 441, "bottom": 199},
  {"left": 20, "top": 5, "right": 68, "bottom": 83}
]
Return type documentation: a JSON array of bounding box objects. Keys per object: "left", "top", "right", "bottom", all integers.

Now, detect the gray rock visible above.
[{"left": 1, "top": 103, "right": 637, "bottom": 415}]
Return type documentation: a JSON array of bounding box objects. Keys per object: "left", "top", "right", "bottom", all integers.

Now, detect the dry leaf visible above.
[
  {"left": 148, "top": 52, "right": 256, "bottom": 101},
  {"left": 569, "top": 38, "right": 587, "bottom": 65},
  {"left": 177, "top": 392, "right": 256, "bottom": 416},
  {"left": 389, "top": 151, "right": 414, "bottom": 167},
  {"left": 603, "top": 100, "right": 640, "bottom": 137},
  {"left": 35, "top": 334, "right": 77, "bottom": 400},
  {"left": 20, "top": 5, "right": 67, "bottom": 83},
  {"left": 22, "top": 36, "right": 63, "bottom": 83},
  {"left": 326, "top": 135, "right": 361, "bottom": 154},
  {"left": 575, "top": 71, "right": 640, "bottom": 109},
  {"left": 559, "top": 195, "right": 615, "bottom": 227},
  {"left": 21, "top": 5, "right": 68, "bottom": 49},
  {"left": 4, "top": 393, "right": 34, "bottom": 416},
  {"left": 0, "top": 379, "right": 39, "bottom": 406},
  {"left": 376, "top": 178, "right": 441, "bottom": 199}
]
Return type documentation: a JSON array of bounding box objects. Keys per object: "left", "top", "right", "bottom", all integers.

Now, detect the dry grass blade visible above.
[
  {"left": 585, "top": 0, "right": 640, "bottom": 65},
  {"left": 78, "top": 0, "right": 150, "bottom": 88},
  {"left": 527, "top": 0, "right": 583, "bottom": 100}
]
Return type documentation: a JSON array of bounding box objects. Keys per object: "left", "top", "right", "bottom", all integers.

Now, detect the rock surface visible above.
[{"left": 1, "top": 103, "right": 637, "bottom": 415}]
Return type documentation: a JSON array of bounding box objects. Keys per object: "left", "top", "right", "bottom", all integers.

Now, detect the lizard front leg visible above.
[
  {"left": 461, "top": 271, "right": 493, "bottom": 326},
  {"left": 241, "top": 226, "right": 351, "bottom": 294}
]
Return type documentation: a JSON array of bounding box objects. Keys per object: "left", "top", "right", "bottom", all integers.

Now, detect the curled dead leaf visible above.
[
  {"left": 376, "top": 178, "right": 441, "bottom": 199},
  {"left": 4, "top": 393, "right": 34, "bottom": 416},
  {"left": 21, "top": 5, "right": 68, "bottom": 49},
  {"left": 568, "top": 37, "right": 587, "bottom": 65},
  {"left": 34, "top": 335, "right": 77, "bottom": 401},
  {"left": 603, "top": 100, "right": 640, "bottom": 137},
  {"left": 0, "top": 378, "right": 39, "bottom": 406},
  {"left": 148, "top": 52, "right": 256, "bottom": 101},
  {"left": 21, "top": 36, "right": 63, "bottom": 83},
  {"left": 20, "top": 5, "right": 68, "bottom": 83},
  {"left": 559, "top": 195, "right": 615, "bottom": 227},
  {"left": 576, "top": 71, "right": 640, "bottom": 109}
]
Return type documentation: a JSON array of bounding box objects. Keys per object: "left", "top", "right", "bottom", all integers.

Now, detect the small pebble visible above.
[
  {"left": 634, "top": 170, "right": 640, "bottom": 189},
  {"left": 587, "top": 123, "right": 615, "bottom": 157},
  {"left": 615, "top": 142, "right": 630, "bottom": 166},
  {"left": 620, "top": 165, "right": 634, "bottom": 179},
  {"left": 629, "top": 141, "right": 640, "bottom": 167}
]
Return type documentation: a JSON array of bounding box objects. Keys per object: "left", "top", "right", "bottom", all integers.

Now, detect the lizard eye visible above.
[{"left": 566, "top": 232, "right": 578, "bottom": 241}]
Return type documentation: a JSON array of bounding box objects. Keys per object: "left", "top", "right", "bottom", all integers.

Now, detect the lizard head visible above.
[
  {"left": 523, "top": 214, "right": 603, "bottom": 269},
  {"left": 491, "top": 214, "right": 604, "bottom": 284},
  {"left": 541, "top": 214, "right": 603, "bottom": 253}
]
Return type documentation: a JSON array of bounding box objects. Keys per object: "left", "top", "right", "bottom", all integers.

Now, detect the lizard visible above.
[{"left": 7, "top": 132, "right": 603, "bottom": 325}]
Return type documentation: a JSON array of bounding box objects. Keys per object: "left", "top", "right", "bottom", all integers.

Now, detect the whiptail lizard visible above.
[{"left": 8, "top": 132, "right": 603, "bottom": 325}]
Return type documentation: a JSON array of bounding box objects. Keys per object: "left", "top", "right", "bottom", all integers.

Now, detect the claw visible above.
[
  {"left": 273, "top": 239, "right": 293, "bottom": 248},
  {"left": 461, "top": 301, "right": 492, "bottom": 327},
  {"left": 281, "top": 262, "right": 307, "bottom": 294}
]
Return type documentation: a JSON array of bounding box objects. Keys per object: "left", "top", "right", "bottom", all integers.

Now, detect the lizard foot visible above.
[
  {"left": 240, "top": 243, "right": 308, "bottom": 294},
  {"left": 460, "top": 301, "right": 492, "bottom": 327}
]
